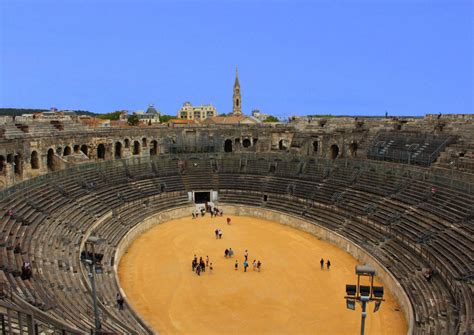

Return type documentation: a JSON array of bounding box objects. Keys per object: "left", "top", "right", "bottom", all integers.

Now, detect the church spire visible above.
[
  {"left": 232, "top": 67, "right": 242, "bottom": 115},
  {"left": 234, "top": 67, "right": 240, "bottom": 88}
]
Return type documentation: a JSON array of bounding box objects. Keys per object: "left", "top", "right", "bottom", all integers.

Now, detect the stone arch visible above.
[
  {"left": 80, "top": 145, "right": 88, "bottom": 157},
  {"left": 242, "top": 139, "right": 251, "bottom": 148},
  {"left": 73, "top": 145, "right": 80, "bottom": 153},
  {"left": 142, "top": 137, "right": 147, "bottom": 147},
  {"left": 330, "top": 144, "right": 339, "bottom": 160},
  {"left": 349, "top": 142, "right": 358, "bottom": 157},
  {"left": 56, "top": 147, "right": 62, "bottom": 155},
  {"left": 115, "top": 142, "right": 122, "bottom": 159},
  {"left": 124, "top": 138, "right": 130, "bottom": 148},
  {"left": 0, "top": 155, "right": 5, "bottom": 173},
  {"left": 224, "top": 139, "right": 233, "bottom": 153},
  {"left": 30, "top": 151, "right": 40, "bottom": 169},
  {"left": 63, "top": 146, "right": 72, "bottom": 156},
  {"left": 312, "top": 139, "right": 319, "bottom": 153},
  {"left": 150, "top": 140, "right": 158, "bottom": 156},
  {"left": 47, "top": 148, "right": 56, "bottom": 171},
  {"left": 13, "top": 154, "right": 22, "bottom": 176},
  {"left": 279, "top": 139, "right": 288, "bottom": 150},
  {"left": 97, "top": 144, "right": 106, "bottom": 159},
  {"left": 133, "top": 141, "right": 140, "bottom": 155}
]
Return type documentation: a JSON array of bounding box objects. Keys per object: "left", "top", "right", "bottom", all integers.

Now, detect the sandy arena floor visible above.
[{"left": 118, "top": 215, "right": 407, "bottom": 334}]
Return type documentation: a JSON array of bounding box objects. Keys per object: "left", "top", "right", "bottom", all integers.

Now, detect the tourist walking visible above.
[
  {"left": 244, "top": 250, "right": 248, "bottom": 261},
  {"left": 206, "top": 256, "right": 209, "bottom": 267},
  {"left": 235, "top": 260, "right": 238, "bottom": 271},
  {"left": 228, "top": 248, "right": 234, "bottom": 257},
  {"left": 320, "top": 258, "right": 324, "bottom": 269},
  {"left": 209, "top": 262, "right": 213, "bottom": 273},
  {"left": 253, "top": 260, "right": 257, "bottom": 271},
  {"left": 326, "top": 260, "right": 331, "bottom": 270},
  {"left": 218, "top": 229, "right": 223, "bottom": 239},
  {"left": 243, "top": 260, "right": 249, "bottom": 272},
  {"left": 257, "top": 260, "right": 262, "bottom": 272},
  {"left": 225, "top": 249, "right": 229, "bottom": 258},
  {"left": 215, "top": 229, "right": 219, "bottom": 239},
  {"left": 227, "top": 217, "right": 231, "bottom": 225}
]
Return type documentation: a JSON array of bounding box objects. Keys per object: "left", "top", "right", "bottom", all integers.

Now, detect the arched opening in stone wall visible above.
[
  {"left": 73, "top": 145, "right": 80, "bottom": 153},
  {"left": 47, "top": 148, "right": 55, "bottom": 171},
  {"left": 80, "top": 145, "right": 88, "bottom": 157},
  {"left": 30, "top": 151, "right": 39, "bottom": 169},
  {"left": 115, "top": 142, "right": 122, "bottom": 159},
  {"left": 97, "top": 144, "right": 106, "bottom": 159},
  {"left": 124, "top": 138, "right": 130, "bottom": 148},
  {"left": 133, "top": 141, "right": 140, "bottom": 155},
  {"left": 242, "top": 139, "right": 251, "bottom": 148},
  {"left": 6, "top": 154, "right": 13, "bottom": 164},
  {"left": 330, "top": 144, "right": 339, "bottom": 160},
  {"left": 279, "top": 139, "right": 288, "bottom": 150},
  {"left": 224, "top": 139, "right": 233, "bottom": 153},
  {"left": 14, "top": 154, "right": 22, "bottom": 176},
  {"left": 349, "top": 142, "right": 358, "bottom": 157},
  {"left": 142, "top": 137, "right": 147, "bottom": 147},
  {"left": 63, "top": 146, "right": 72, "bottom": 156},
  {"left": 0, "top": 155, "right": 5, "bottom": 172},
  {"left": 313, "top": 141, "right": 319, "bottom": 153},
  {"left": 150, "top": 140, "right": 158, "bottom": 156}
]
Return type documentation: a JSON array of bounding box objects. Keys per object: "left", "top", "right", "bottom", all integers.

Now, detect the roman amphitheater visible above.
[{"left": 0, "top": 114, "right": 472, "bottom": 334}]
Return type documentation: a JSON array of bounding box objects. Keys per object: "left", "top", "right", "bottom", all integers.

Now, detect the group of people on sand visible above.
[
  {"left": 231, "top": 250, "right": 262, "bottom": 273},
  {"left": 192, "top": 255, "right": 213, "bottom": 276},
  {"left": 320, "top": 258, "right": 331, "bottom": 270},
  {"left": 191, "top": 206, "right": 224, "bottom": 219},
  {"left": 214, "top": 229, "right": 223, "bottom": 239}
]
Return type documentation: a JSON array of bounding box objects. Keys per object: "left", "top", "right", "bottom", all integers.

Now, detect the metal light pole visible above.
[{"left": 345, "top": 265, "right": 385, "bottom": 335}]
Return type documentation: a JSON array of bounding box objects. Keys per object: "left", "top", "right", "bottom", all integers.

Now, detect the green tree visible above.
[
  {"left": 97, "top": 111, "right": 122, "bottom": 120},
  {"left": 159, "top": 115, "right": 176, "bottom": 123},
  {"left": 127, "top": 114, "right": 139, "bottom": 126},
  {"left": 263, "top": 115, "right": 279, "bottom": 122}
]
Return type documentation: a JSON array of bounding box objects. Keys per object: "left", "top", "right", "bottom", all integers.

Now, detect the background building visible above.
[
  {"left": 133, "top": 104, "right": 161, "bottom": 124},
  {"left": 252, "top": 109, "right": 269, "bottom": 121},
  {"left": 178, "top": 102, "right": 217, "bottom": 121}
]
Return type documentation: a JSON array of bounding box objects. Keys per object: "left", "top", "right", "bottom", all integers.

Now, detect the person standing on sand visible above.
[
  {"left": 227, "top": 217, "right": 231, "bottom": 225},
  {"left": 209, "top": 263, "right": 213, "bottom": 273},
  {"left": 235, "top": 260, "right": 238, "bottom": 271},
  {"left": 253, "top": 260, "right": 257, "bottom": 271},
  {"left": 326, "top": 260, "right": 331, "bottom": 270},
  {"left": 244, "top": 250, "right": 248, "bottom": 261},
  {"left": 206, "top": 256, "right": 209, "bottom": 267},
  {"left": 243, "top": 260, "right": 249, "bottom": 272},
  {"left": 228, "top": 248, "right": 234, "bottom": 257},
  {"left": 257, "top": 260, "right": 262, "bottom": 272},
  {"left": 320, "top": 258, "right": 324, "bottom": 270}
]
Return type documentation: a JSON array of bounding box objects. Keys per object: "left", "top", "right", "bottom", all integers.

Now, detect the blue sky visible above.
[{"left": 1, "top": 0, "right": 472, "bottom": 117}]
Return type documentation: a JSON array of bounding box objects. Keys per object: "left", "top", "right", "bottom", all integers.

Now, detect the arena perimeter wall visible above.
[{"left": 112, "top": 204, "right": 414, "bottom": 335}]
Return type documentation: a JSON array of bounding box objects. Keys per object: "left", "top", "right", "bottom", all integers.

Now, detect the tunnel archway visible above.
[
  {"left": 224, "top": 139, "right": 233, "bottom": 153},
  {"left": 80, "top": 145, "right": 88, "bottom": 157},
  {"left": 330, "top": 144, "right": 339, "bottom": 160},
  {"left": 47, "top": 148, "right": 56, "bottom": 171},
  {"left": 349, "top": 142, "right": 358, "bottom": 157},
  {"left": 133, "top": 141, "right": 140, "bottom": 155},
  {"left": 150, "top": 140, "right": 158, "bottom": 156},
  {"left": 97, "top": 144, "right": 106, "bottom": 159},
  {"left": 115, "top": 142, "right": 122, "bottom": 159},
  {"left": 30, "top": 151, "right": 39, "bottom": 170},
  {"left": 63, "top": 146, "right": 72, "bottom": 156}
]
